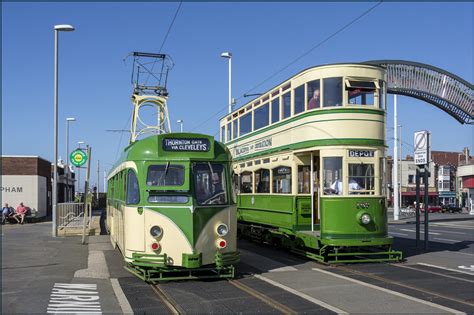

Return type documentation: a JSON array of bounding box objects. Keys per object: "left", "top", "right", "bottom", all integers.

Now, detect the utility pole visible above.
[
  {"left": 399, "top": 124, "right": 403, "bottom": 208},
  {"left": 393, "top": 94, "right": 399, "bottom": 220}
]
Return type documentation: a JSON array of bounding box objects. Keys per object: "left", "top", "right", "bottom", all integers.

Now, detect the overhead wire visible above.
[{"left": 190, "top": 1, "right": 384, "bottom": 133}]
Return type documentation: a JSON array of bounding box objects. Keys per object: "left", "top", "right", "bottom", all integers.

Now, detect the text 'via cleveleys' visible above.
[{"left": 47, "top": 283, "right": 102, "bottom": 314}]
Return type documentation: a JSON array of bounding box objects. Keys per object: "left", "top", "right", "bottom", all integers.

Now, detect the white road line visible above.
[
  {"left": 429, "top": 229, "right": 467, "bottom": 235},
  {"left": 417, "top": 263, "right": 474, "bottom": 276},
  {"left": 388, "top": 232, "right": 409, "bottom": 236},
  {"left": 393, "top": 264, "right": 474, "bottom": 283},
  {"left": 434, "top": 237, "right": 460, "bottom": 243},
  {"left": 253, "top": 274, "right": 348, "bottom": 315},
  {"left": 432, "top": 223, "right": 474, "bottom": 230},
  {"left": 399, "top": 228, "right": 441, "bottom": 235},
  {"left": 311, "top": 268, "right": 465, "bottom": 315},
  {"left": 110, "top": 278, "right": 133, "bottom": 314},
  {"left": 454, "top": 251, "right": 474, "bottom": 257}
]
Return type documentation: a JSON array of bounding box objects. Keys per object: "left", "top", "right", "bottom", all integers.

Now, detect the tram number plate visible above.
[
  {"left": 163, "top": 138, "right": 210, "bottom": 152},
  {"left": 349, "top": 150, "right": 374, "bottom": 158}
]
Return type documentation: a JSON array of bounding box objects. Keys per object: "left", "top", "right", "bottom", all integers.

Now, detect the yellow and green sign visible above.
[{"left": 70, "top": 149, "right": 87, "bottom": 167}]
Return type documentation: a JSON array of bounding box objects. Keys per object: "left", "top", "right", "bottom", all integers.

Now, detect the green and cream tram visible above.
[{"left": 220, "top": 63, "right": 402, "bottom": 263}]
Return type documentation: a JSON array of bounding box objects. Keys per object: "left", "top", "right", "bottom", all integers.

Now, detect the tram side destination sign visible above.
[
  {"left": 414, "top": 130, "right": 430, "bottom": 165},
  {"left": 162, "top": 138, "right": 210, "bottom": 152}
]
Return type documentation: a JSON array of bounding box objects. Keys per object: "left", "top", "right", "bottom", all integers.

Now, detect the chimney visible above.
[{"left": 464, "top": 147, "right": 470, "bottom": 164}]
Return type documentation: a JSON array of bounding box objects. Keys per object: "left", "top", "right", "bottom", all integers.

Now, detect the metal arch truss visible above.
[
  {"left": 365, "top": 60, "right": 473, "bottom": 124},
  {"left": 130, "top": 94, "right": 171, "bottom": 143}
]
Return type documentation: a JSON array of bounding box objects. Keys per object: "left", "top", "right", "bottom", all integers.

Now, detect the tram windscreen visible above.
[
  {"left": 193, "top": 163, "right": 228, "bottom": 205},
  {"left": 147, "top": 164, "right": 184, "bottom": 186}
]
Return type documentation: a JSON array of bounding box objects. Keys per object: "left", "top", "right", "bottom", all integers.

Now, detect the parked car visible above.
[
  {"left": 442, "top": 205, "right": 462, "bottom": 213},
  {"left": 421, "top": 205, "right": 442, "bottom": 213}
]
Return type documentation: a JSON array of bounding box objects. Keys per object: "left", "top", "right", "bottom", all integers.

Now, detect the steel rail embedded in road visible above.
[{"left": 151, "top": 284, "right": 185, "bottom": 315}]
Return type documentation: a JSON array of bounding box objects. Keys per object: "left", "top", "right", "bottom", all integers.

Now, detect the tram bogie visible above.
[{"left": 220, "top": 63, "right": 402, "bottom": 263}]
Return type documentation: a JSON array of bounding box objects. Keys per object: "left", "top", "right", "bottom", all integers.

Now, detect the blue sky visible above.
[{"left": 2, "top": 2, "right": 473, "bottom": 189}]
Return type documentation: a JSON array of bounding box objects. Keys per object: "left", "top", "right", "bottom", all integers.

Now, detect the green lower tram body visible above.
[{"left": 237, "top": 195, "right": 402, "bottom": 263}]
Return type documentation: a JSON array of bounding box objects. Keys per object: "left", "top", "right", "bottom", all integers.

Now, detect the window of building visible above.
[
  {"left": 126, "top": 169, "right": 140, "bottom": 204},
  {"left": 348, "top": 163, "right": 375, "bottom": 195},
  {"left": 254, "top": 103, "right": 270, "bottom": 130},
  {"left": 271, "top": 98, "right": 280, "bottom": 123},
  {"left": 282, "top": 92, "right": 291, "bottom": 118},
  {"left": 323, "top": 77, "right": 343, "bottom": 107},
  {"left": 294, "top": 85, "right": 305, "bottom": 115},
  {"left": 323, "top": 157, "right": 342, "bottom": 195},
  {"left": 346, "top": 80, "right": 376, "bottom": 106},
  {"left": 193, "top": 163, "right": 228, "bottom": 205},
  {"left": 298, "top": 166, "right": 311, "bottom": 194},
  {"left": 408, "top": 174, "right": 414, "bottom": 184},
  {"left": 239, "top": 112, "right": 252, "bottom": 137},
  {"left": 379, "top": 80, "right": 386, "bottom": 109},
  {"left": 255, "top": 169, "right": 270, "bottom": 193},
  {"left": 443, "top": 168, "right": 450, "bottom": 176},
  {"left": 273, "top": 166, "right": 292, "bottom": 194},
  {"left": 443, "top": 180, "right": 450, "bottom": 190},
  {"left": 147, "top": 164, "right": 184, "bottom": 186},
  {"left": 307, "top": 80, "right": 321, "bottom": 110},
  {"left": 240, "top": 171, "right": 253, "bottom": 193}
]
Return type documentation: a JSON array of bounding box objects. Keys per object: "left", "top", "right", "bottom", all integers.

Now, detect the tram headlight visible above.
[
  {"left": 150, "top": 225, "right": 163, "bottom": 238},
  {"left": 216, "top": 224, "right": 228, "bottom": 237},
  {"left": 360, "top": 213, "right": 371, "bottom": 225}
]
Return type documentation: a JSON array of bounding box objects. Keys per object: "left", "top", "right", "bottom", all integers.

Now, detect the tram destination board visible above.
[{"left": 162, "top": 138, "right": 210, "bottom": 152}]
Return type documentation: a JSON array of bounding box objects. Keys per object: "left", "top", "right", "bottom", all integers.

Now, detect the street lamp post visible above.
[
  {"left": 221, "top": 52, "right": 233, "bottom": 113},
  {"left": 66, "top": 117, "right": 76, "bottom": 202},
  {"left": 53, "top": 24, "right": 75, "bottom": 237},
  {"left": 177, "top": 119, "right": 183, "bottom": 132}
]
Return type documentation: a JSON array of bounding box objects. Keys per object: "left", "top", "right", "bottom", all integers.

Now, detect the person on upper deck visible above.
[{"left": 307, "top": 89, "right": 320, "bottom": 110}]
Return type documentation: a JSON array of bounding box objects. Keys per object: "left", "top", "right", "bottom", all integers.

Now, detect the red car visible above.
[{"left": 420, "top": 205, "right": 442, "bottom": 213}]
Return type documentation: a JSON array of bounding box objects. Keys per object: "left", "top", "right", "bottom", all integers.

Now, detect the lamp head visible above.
[
  {"left": 66, "top": 118, "right": 76, "bottom": 122},
  {"left": 221, "top": 52, "right": 232, "bottom": 59},
  {"left": 54, "top": 24, "right": 75, "bottom": 32},
  {"left": 177, "top": 119, "right": 183, "bottom": 123}
]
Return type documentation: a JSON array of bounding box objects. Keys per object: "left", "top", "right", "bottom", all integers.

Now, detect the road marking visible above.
[
  {"left": 434, "top": 237, "right": 459, "bottom": 243},
  {"left": 417, "top": 263, "right": 474, "bottom": 276},
  {"left": 110, "top": 278, "right": 133, "bottom": 314},
  {"left": 458, "top": 265, "right": 474, "bottom": 272},
  {"left": 454, "top": 251, "right": 474, "bottom": 257},
  {"left": 47, "top": 283, "right": 101, "bottom": 314},
  {"left": 311, "top": 268, "right": 465, "bottom": 315},
  {"left": 432, "top": 223, "right": 474, "bottom": 230},
  {"left": 253, "top": 274, "right": 348, "bottom": 314},
  {"left": 388, "top": 232, "right": 409, "bottom": 236},
  {"left": 429, "top": 229, "right": 467, "bottom": 235},
  {"left": 393, "top": 264, "right": 474, "bottom": 283},
  {"left": 400, "top": 228, "right": 440, "bottom": 235}
]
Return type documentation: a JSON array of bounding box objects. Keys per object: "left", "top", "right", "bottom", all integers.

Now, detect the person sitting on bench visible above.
[{"left": 13, "top": 202, "right": 29, "bottom": 224}]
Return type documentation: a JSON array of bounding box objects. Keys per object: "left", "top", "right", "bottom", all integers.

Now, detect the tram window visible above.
[
  {"left": 349, "top": 163, "right": 375, "bottom": 195},
  {"left": 148, "top": 195, "right": 188, "bottom": 204},
  {"left": 147, "top": 164, "right": 184, "bottom": 186},
  {"left": 126, "top": 169, "right": 140, "bottom": 204},
  {"left": 233, "top": 120, "right": 238, "bottom": 140},
  {"left": 307, "top": 80, "right": 321, "bottom": 110},
  {"left": 239, "top": 112, "right": 252, "bottom": 137},
  {"left": 379, "top": 80, "right": 386, "bottom": 109},
  {"left": 232, "top": 173, "right": 239, "bottom": 201},
  {"left": 255, "top": 169, "right": 270, "bottom": 193},
  {"left": 273, "top": 166, "right": 292, "bottom": 194},
  {"left": 323, "top": 77, "right": 342, "bottom": 107},
  {"left": 298, "top": 166, "right": 311, "bottom": 194},
  {"left": 254, "top": 103, "right": 270, "bottom": 130},
  {"left": 282, "top": 92, "right": 291, "bottom": 119},
  {"left": 193, "top": 163, "right": 228, "bottom": 205},
  {"left": 227, "top": 122, "right": 231, "bottom": 141},
  {"left": 346, "top": 81, "right": 376, "bottom": 106},
  {"left": 294, "top": 85, "right": 305, "bottom": 115},
  {"left": 271, "top": 98, "right": 280, "bottom": 123},
  {"left": 221, "top": 126, "right": 225, "bottom": 142},
  {"left": 240, "top": 171, "right": 253, "bottom": 193},
  {"left": 323, "top": 157, "right": 342, "bottom": 195}
]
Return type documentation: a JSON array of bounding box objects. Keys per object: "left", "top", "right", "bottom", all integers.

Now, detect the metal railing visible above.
[{"left": 57, "top": 202, "right": 91, "bottom": 230}]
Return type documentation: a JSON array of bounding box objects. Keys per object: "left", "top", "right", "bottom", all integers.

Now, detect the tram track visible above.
[{"left": 151, "top": 284, "right": 186, "bottom": 315}]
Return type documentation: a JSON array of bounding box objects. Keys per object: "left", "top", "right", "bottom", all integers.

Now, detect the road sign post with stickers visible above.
[{"left": 414, "top": 130, "right": 431, "bottom": 250}]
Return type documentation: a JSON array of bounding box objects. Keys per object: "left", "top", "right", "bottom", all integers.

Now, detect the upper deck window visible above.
[
  {"left": 323, "top": 77, "right": 342, "bottom": 107},
  {"left": 254, "top": 103, "right": 269, "bottom": 130},
  {"left": 239, "top": 112, "right": 252, "bottom": 137},
  {"left": 193, "top": 163, "right": 228, "bottom": 205},
  {"left": 307, "top": 80, "right": 321, "bottom": 110},
  {"left": 282, "top": 92, "right": 291, "bottom": 119},
  {"left": 147, "top": 164, "right": 185, "bottom": 186},
  {"left": 294, "top": 85, "right": 305, "bottom": 115},
  {"left": 271, "top": 98, "right": 280, "bottom": 123},
  {"left": 346, "top": 80, "right": 376, "bottom": 106}
]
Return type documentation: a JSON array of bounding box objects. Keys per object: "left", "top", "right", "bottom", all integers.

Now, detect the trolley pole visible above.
[
  {"left": 415, "top": 168, "right": 421, "bottom": 247},
  {"left": 82, "top": 146, "right": 91, "bottom": 245}
]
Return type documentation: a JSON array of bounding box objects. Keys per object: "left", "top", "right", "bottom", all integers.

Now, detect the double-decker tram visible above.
[{"left": 219, "top": 63, "right": 402, "bottom": 263}]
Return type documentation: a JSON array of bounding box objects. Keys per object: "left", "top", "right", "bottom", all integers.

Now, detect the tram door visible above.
[{"left": 313, "top": 156, "right": 320, "bottom": 224}]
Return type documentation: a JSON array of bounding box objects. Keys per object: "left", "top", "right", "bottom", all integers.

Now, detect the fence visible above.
[{"left": 57, "top": 202, "right": 92, "bottom": 230}]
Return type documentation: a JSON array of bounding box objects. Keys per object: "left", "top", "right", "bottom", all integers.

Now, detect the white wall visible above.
[{"left": 1, "top": 175, "right": 47, "bottom": 217}]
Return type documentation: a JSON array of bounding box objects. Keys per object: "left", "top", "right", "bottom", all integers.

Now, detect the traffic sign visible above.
[
  {"left": 70, "top": 149, "right": 88, "bottom": 167},
  {"left": 414, "top": 131, "right": 430, "bottom": 165}
]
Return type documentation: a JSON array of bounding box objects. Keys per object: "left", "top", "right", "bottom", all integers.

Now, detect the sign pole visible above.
[
  {"left": 415, "top": 167, "right": 420, "bottom": 247},
  {"left": 424, "top": 134, "right": 430, "bottom": 251},
  {"left": 82, "top": 146, "right": 91, "bottom": 245}
]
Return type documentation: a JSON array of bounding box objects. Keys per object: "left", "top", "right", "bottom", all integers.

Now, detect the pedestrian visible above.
[
  {"left": 13, "top": 202, "right": 28, "bottom": 224},
  {"left": 2, "top": 203, "right": 15, "bottom": 224}
]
